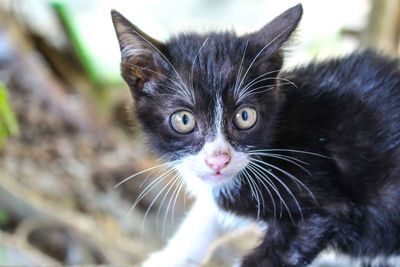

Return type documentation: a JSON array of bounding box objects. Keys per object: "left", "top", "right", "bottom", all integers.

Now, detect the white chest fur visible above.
[{"left": 142, "top": 195, "right": 259, "bottom": 267}]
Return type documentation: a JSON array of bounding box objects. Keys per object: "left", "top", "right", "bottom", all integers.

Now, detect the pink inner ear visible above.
[{"left": 205, "top": 153, "right": 231, "bottom": 172}]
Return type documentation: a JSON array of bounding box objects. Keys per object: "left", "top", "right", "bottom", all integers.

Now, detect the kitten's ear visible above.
[
  {"left": 111, "top": 10, "right": 166, "bottom": 94},
  {"left": 248, "top": 4, "right": 303, "bottom": 54}
]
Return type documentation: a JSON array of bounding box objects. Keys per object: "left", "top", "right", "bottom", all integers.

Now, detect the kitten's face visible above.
[
  {"left": 112, "top": 5, "right": 302, "bottom": 197},
  {"left": 130, "top": 35, "right": 283, "bottom": 196}
]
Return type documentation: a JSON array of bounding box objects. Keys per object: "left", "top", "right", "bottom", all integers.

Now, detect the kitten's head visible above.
[{"left": 112, "top": 4, "right": 302, "bottom": 197}]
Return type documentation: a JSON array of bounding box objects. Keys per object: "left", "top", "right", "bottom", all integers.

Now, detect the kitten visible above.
[{"left": 112, "top": 4, "right": 400, "bottom": 267}]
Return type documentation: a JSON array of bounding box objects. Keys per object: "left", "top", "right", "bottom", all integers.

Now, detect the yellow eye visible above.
[
  {"left": 234, "top": 107, "right": 257, "bottom": 130},
  {"left": 170, "top": 110, "right": 196, "bottom": 134}
]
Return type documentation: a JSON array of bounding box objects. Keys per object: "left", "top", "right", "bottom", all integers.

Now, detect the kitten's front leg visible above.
[
  {"left": 241, "top": 214, "right": 334, "bottom": 267},
  {"left": 142, "top": 198, "right": 222, "bottom": 267}
]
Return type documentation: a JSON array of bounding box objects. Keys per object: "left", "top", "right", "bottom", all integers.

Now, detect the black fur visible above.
[
  {"left": 223, "top": 50, "right": 400, "bottom": 267},
  {"left": 112, "top": 4, "right": 400, "bottom": 267}
]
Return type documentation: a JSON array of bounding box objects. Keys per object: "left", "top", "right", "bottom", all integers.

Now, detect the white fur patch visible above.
[
  {"left": 142, "top": 198, "right": 253, "bottom": 267},
  {"left": 175, "top": 133, "right": 248, "bottom": 198},
  {"left": 143, "top": 88, "right": 255, "bottom": 267}
]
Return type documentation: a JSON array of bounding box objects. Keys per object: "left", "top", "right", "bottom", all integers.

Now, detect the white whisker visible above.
[
  {"left": 238, "top": 77, "right": 296, "bottom": 100},
  {"left": 250, "top": 148, "right": 330, "bottom": 159},
  {"left": 156, "top": 172, "right": 180, "bottom": 227},
  {"left": 248, "top": 152, "right": 311, "bottom": 175},
  {"left": 236, "top": 26, "right": 292, "bottom": 95},
  {"left": 263, "top": 152, "right": 311, "bottom": 165},
  {"left": 238, "top": 69, "right": 282, "bottom": 97},
  {"left": 248, "top": 162, "right": 291, "bottom": 220},
  {"left": 250, "top": 160, "right": 303, "bottom": 221},
  {"left": 152, "top": 82, "right": 193, "bottom": 103},
  {"left": 123, "top": 62, "right": 191, "bottom": 102},
  {"left": 243, "top": 168, "right": 263, "bottom": 219},
  {"left": 162, "top": 174, "right": 183, "bottom": 236},
  {"left": 238, "top": 82, "right": 294, "bottom": 101},
  {"left": 237, "top": 85, "right": 275, "bottom": 102},
  {"left": 246, "top": 164, "right": 277, "bottom": 220},
  {"left": 233, "top": 41, "right": 249, "bottom": 99},
  {"left": 115, "top": 160, "right": 181, "bottom": 188},
  {"left": 122, "top": 29, "right": 193, "bottom": 103},
  {"left": 254, "top": 158, "right": 316, "bottom": 202},
  {"left": 161, "top": 174, "right": 182, "bottom": 234},
  {"left": 127, "top": 167, "right": 176, "bottom": 217},
  {"left": 170, "top": 177, "right": 185, "bottom": 225},
  {"left": 190, "top": 37, "right": 210, "bottom": 92},
  {"left": 140, "top": 173, "right": 180, "bottom": 234}
]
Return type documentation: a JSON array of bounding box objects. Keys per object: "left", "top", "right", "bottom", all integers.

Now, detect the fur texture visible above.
[{"left": 112, "top": 4, "right": 400, "bottom": 267}]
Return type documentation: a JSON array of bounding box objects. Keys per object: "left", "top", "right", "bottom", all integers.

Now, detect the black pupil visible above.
[
  {"left": 241, "top": 110, "right": 249, "bottom": 121},
  {"left": 182, "top": 114, "right": 189, "bottom": 125}
]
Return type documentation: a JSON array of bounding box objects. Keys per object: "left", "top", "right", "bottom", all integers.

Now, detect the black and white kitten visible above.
[{"left": 112, "top": 4, "right": 400, "bottom": 267}]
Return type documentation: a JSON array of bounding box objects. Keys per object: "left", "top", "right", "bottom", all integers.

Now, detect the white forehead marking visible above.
[
  {"left": 214, "top": 94, "right": 224, "bottom": 137},
  {"left": 174, "top": 93, "right": 249, "bottom": 200}
]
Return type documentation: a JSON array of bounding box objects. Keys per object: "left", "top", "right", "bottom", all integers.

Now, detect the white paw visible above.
[
  {"left": 142, "top": 251, "right": 200, "bottom": 267},
  {"left": 232, "top": 260, "right": 242, "bottom": 267}
]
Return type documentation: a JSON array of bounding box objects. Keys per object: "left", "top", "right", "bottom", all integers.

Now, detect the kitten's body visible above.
[
  {"left": 112, "top": 4, "right": 400, "bottom": 267},
  {"left": 222, "top": 51, "right": 400, "bottom": 266}
]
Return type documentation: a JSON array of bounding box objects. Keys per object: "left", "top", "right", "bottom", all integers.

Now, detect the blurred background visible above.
[{"left": 0, "top": 0, "right": 399, "bottom": 266}]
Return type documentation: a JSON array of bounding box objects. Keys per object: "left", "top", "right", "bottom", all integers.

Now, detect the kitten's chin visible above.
[{"left": 199, "top": 172, "right": 236, "bottom": 185}]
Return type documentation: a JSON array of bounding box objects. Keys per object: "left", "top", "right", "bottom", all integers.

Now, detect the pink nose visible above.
[{"left": 205, "top": 152, "right": 231, "bottom": 172}]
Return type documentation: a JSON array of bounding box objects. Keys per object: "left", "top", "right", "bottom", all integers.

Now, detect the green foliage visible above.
[
  {"left": 0, "top": 83, "right": 19, "bottom": 148},
  {"left": 0, "top": 209, "right": 7, "bottom": 227}
]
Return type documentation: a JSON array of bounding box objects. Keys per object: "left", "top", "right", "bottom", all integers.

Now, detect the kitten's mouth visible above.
[{"left": 200, "top": 172, "right": 233, "bottom": 183}]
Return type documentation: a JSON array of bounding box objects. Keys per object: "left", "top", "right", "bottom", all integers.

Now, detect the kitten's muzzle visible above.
[{"left": 205, "top": 152, "right": 231, "bottom": 173}]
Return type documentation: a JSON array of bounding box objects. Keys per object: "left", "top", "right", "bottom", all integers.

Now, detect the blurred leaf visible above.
[
  {"left": 0, "top": 209, "right": 7, "bottom": 227},
  {"left": 0, "top": 83, "right": 19, "bottom": 148}
]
